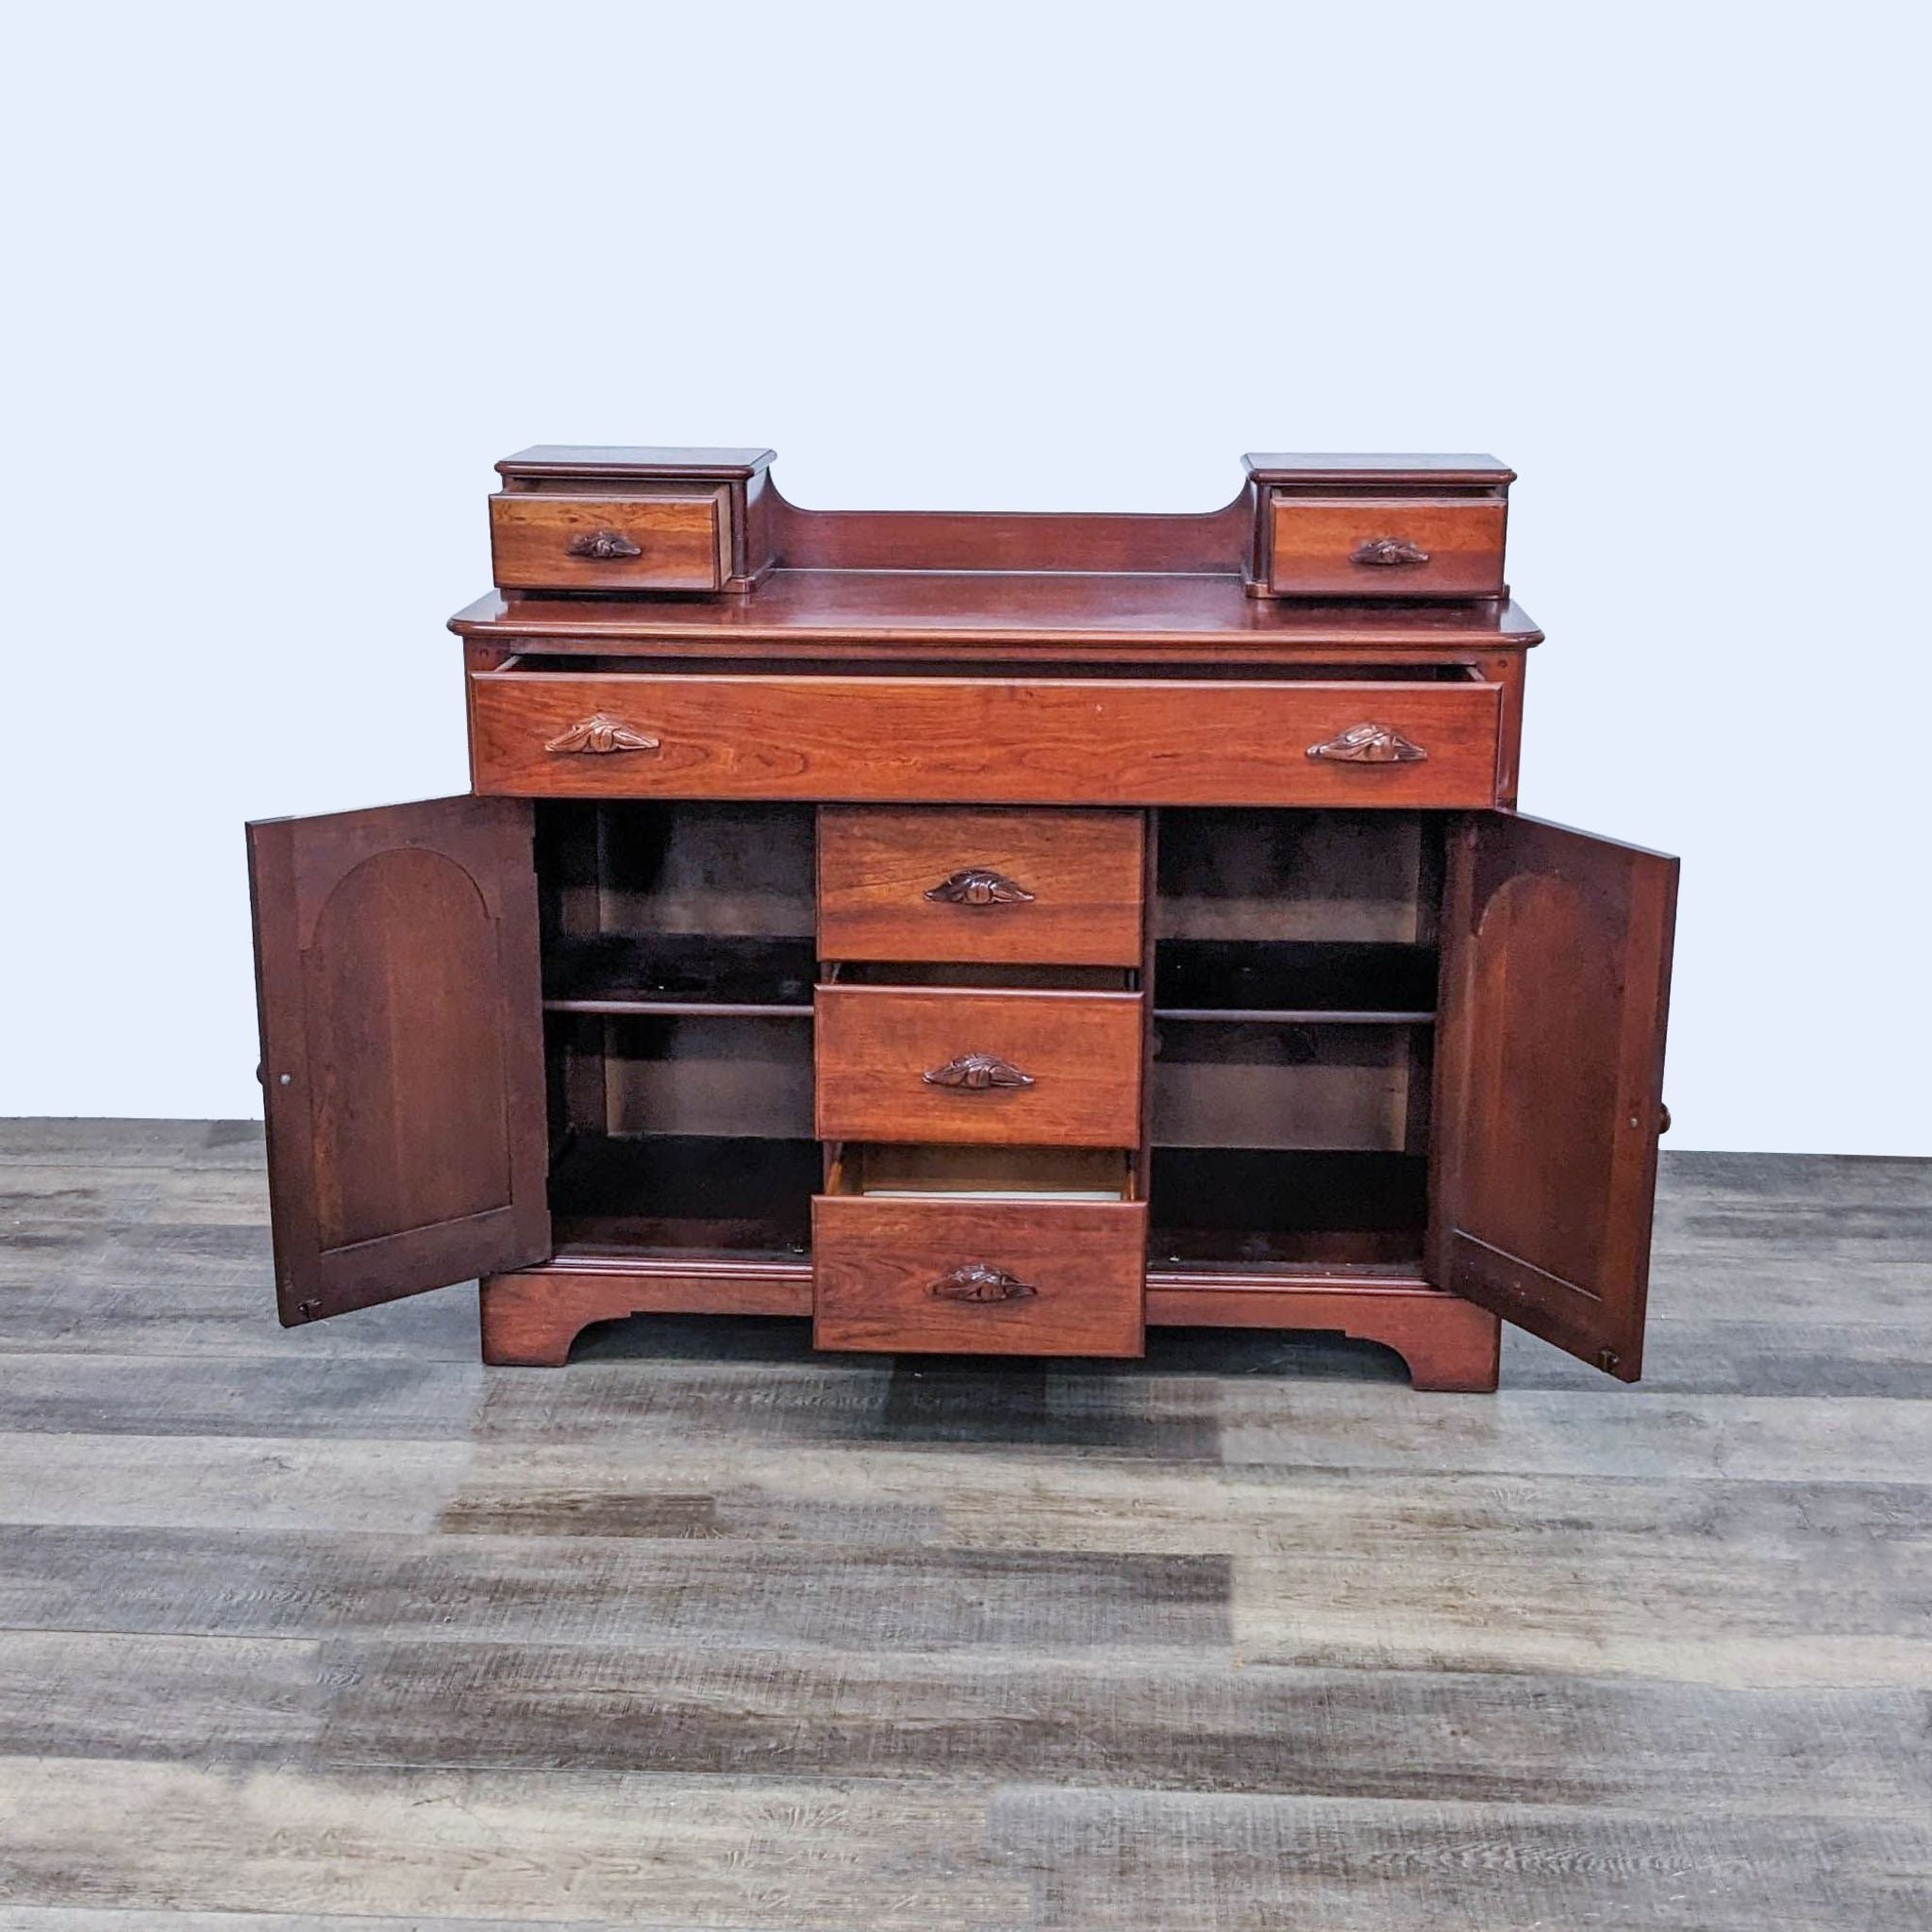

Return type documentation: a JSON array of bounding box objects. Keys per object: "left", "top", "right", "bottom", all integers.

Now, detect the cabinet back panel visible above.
[
  {"left": 1156, "top": 809, "right": 1440, "bottom": 945},
  {"left": 1151, "top": 1023, "right": 1427, "bottom": 1152},
  {"left": 585, "top": 1015, "right": 815, "bottom": 1141},
  {"left": 1150, "top": 1148, "right": 1427, "bottom": 1270},
  {"left": 551, "top": 1133, "right": 817, "bottom": 1257},
  {"left": 537, "top": 801, "right": 816, "bottom": 940}
]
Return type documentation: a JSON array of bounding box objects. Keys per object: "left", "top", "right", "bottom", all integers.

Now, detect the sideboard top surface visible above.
[{"left": 452, "top": 575, "right": 1542, "bottom": 651}]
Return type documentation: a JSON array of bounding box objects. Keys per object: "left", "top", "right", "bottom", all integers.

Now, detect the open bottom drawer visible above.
[{"left": 813, "top": 1147, "right": 1146, "bottom": 1357}]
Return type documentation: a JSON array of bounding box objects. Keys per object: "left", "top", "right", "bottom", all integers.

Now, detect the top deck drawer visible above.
[
  {"left": 469, "top": 665, "right": 1503, "bottom": 808},
  {"left": 1267, "top": 496, "right": 1506, "bottom": 599},
  {"left": 490, "top": 490, "right": 730, "bottom": 593}
]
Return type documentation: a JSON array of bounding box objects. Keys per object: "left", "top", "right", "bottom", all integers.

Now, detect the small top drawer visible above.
[
  {"left": 490, "top": 489, "right": 730, "bottom": 593},
  {"left": 819, "top": 808, "right": 1144, "bottom": 967},
  {"left": 1267, "top": 496, "right": 1506, "bottom": 599}
]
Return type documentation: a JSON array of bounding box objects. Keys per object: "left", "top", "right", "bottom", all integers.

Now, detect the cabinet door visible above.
[
  {"left": 1431, "top": 813, "right": 1677, "bottom": 1379},
  {"left": 247, "top": 796, "right": 550, "bottom": 1324}
]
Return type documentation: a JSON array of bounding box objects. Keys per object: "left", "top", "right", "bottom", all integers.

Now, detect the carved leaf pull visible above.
[
  {"left": 923, "top": 1053, "right": 1036, "bottom": 1091},
  {"left": 1306, "top": 722, "right": 1428, "bottom": 765},
  {"left": 1352, "top": 536, "right": 1430, "bottom": 567},
  {"left": 930, "top": 1261, "right": 1039, "bottom": 1304},
  {"left": 924, "top": 867, "right": 1036, "bottom": 907},
  {"left": 543, "top": 712, "right": 662, "bottom": 755},
  {"left": 566, "top": 529, "right": 643, "bottom": 561}
]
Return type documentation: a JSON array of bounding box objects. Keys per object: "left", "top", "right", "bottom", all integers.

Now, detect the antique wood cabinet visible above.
[{"left": 246, "top": 447, "right": 1676, "bottom": 1391}]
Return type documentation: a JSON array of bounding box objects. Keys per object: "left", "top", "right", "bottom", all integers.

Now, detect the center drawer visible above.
[
  {"left": 469, "top": 665, "right": 1503, "bottom": 808},
  {"left": 814, "top": 981, "right": 1143, "bottom": 1147},
  {"left": 819, "top": 807, "right": 1145, "bottom": 966}
]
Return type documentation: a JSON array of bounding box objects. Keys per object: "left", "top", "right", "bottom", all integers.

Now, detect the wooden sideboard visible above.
[{"left": 246, "top": 447, "right": 1676, "bottom": 1391}]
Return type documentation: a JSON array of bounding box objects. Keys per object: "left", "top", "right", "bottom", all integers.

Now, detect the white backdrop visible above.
[{"left": 4, "top": 3, "right": 1927, "bottom": 1153}]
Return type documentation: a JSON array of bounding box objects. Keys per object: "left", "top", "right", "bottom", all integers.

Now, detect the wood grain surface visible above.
[
  {"left": 489, "top": 489, "right": 728, "bottom": 592},
  {"left": 817, "top": 805, "right": 1145, "bottom": 966},
  {"left": 813, "top": 1193, "right": 1148, "bottom": 1357},
  {"left": 0, "top": 1118, "right": 1928, "bottom": 1929},
  {"left": 468, "top": 666, "right": 1505, "bottom": 806},
  {"left": 814, "top": 983, "right": 1144, "bottom": 1146},
  {"left": 1267, "top": 495, "right": 1507, "bottom": 597}
]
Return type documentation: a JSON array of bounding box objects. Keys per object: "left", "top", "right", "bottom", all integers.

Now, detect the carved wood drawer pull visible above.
[
  {"left": 566, "top": 529, "right": 643, "bottom": 560},
  {"left": 923, "top": 1053, "right": 1035, "bottom": 1091},
  {"left": 1352, "top": 536, "right": 1430, "bottom": 567},
  {"left": 543, "top": 712, "right": 661, "bottom": 755},
  {"left": 930, "top": 1261, "right": 1039, "bottom": 1304},
  {"left": 1307, "top": 723, "right": 1428, "bottom": 765},
  {"left": 924, "top": 868, "right": 1035, "bottom": 907}
]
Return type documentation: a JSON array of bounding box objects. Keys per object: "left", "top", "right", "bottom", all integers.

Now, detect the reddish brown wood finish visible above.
[
  {"left": 815, "top": 985, "right": 1143, "bottom": 1148},
  {"left": 479, "top": 1257, "right": 810, "bottom": 1366},
  {"left": 767, "top": 483, "right": 1253, "bottom": 575},
  {"left": 240, "top": 444, "right": 1674, "bottom": 1392},
  {"left": 1266, "top": 497, "right": 1507, "bottom": 599},
  {"left": 818, "top": 808, "right": 1145, "bottom": 966},
  {"left": 1145, "top": 1273, "right": 1501, "bottom": 1391},
  {"left": 452, "top": 575, "right": 1541, "bottom": 658},
  {"left": 813, "top": 1194, "right": 1147, "bottom": 1357},
  {"left": 480, "top": 1255, "right": 1497, "bottom": 1387},
  {"left": 247, "top": 796, "right": 549, "bottom": 1325},
  {"left": 490, "top": 491, "right": 728, "bottom": 593},
  {"left": 469, "top": 667, "right": 1504, "bottom": 808},
  {"left": 1431, "top": 813, "right": 1678, "bottom": 1379}
]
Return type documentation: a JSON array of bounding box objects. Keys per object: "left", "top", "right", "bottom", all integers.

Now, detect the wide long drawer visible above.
[
  {"left": 469, "top": 666, "right": 1503, "bottom": 807},
  {"left": 815, "top": 983, "right": 1143, "bottom": 1147}
]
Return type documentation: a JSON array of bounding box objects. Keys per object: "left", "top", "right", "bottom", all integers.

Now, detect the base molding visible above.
[
  {"left": 479, "top": 1257, "right": 809, "bottom": 1366},
  {"left": 479, "top": 1257, "right": 1501, "bottom": 1391},
  {"left": 1146, "top": 1271, "right": 1501, "bottom": 1391}
]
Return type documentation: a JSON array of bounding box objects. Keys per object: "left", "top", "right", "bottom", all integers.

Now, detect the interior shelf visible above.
[
  {"left": 543, "top": 934, "right": 816, "bottom": 1016},
  {"left": 550, "top": 1133, "right": 819, "bottom": 1257},
  {"left": 1153, "top": 940, "right": 1437, "bottom": 1024},
  {"left": 1148, "top": 1148, "right": 1428, "bottom": 1271}
]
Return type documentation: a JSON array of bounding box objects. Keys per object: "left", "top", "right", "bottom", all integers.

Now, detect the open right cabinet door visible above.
[{"left": 1432, "top": 813, "right": 1678, "bottom": 1380}]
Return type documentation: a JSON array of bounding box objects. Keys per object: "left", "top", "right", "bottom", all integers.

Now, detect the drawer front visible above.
[
  {"left": 1268, "top": 496, "right": 1506, "bottom": 598},
  {"left": 819, "top": 808, "right": 1144, "bottom": 966},
  {"left": 490, "top": 491, "right": 727, "bottom": 592},
  {"left": 815, "top": 985, "right": 1142, "bottom": 1147},
  {"left": 471, "top": 671, "right": 1503, "bottom": 808},
  {"left": 813, "top": 1193, "right": 1147, "bottom": 1357}
]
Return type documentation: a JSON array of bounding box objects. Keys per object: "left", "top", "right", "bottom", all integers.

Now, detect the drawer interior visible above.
[
  {"left": 825, "top": 1144, "right": 1136, "bottom": 1203},
  {"left": 825, "top": 960, "right": 1136, "bottom": 993},
  {"left": 500, "top": 652, "right": 1489, "bottom": 682}
]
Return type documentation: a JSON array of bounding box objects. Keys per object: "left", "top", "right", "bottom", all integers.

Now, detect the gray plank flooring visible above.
[{"left": 0, "top": 1120, "right": 1926, "bottom": 1930}]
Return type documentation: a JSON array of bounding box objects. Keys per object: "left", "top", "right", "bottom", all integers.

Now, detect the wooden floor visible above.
[{"left": 0, "top": 1123, "right": 1927, "bottom": 1929}]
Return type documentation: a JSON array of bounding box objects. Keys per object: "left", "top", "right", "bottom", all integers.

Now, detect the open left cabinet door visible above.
[
  {"left": 1432, "top": 813, "right": 1677, "bottom": 1380},
  {"left": 247, "top": 796, "right": 550, "bottom": 1324}
]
